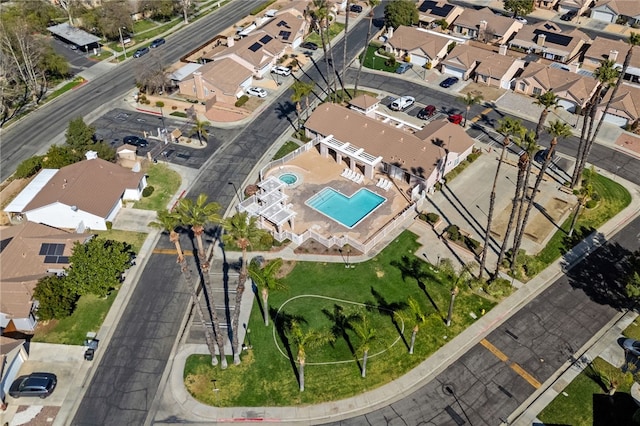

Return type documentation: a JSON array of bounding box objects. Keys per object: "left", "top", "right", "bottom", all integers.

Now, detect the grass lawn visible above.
[
  {"left": 33, "top": 292, "right": 118, "bottom": 345},
  {"left": 184, "top": 231, "right": 496, "bottom": 406},
  {"left": 361, "top": 45, "right": 399, "bottom": 73},
  {"left": 133, "top": 163, "right": 182, "bottom": 212},
  {"left": 133, "top": 19, "right": 158, "bottom": 34},
  {"left": 624, "top": 319, "right": 640, "bottom": 340},
  {"left": 45, "top": 77, "right": 85, "bottom": 103},
  {"left": 93, "top": 230, "right": 148, "bottom": 254},
  {"left": 538, "top": 357, "right": 637, "bottom": 426},
  {"left": 272, "top": 141, "right": 300, "bottom": 160},
  {"left": 305, "top": 23, "right": 346, "bottom": 46}
]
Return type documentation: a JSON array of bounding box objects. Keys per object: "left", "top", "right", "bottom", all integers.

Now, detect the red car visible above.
[{"left": 448, "top": 114, "right": 463, "bottom": 125}]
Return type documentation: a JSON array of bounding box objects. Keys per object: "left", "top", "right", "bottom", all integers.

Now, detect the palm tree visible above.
[
  {"left": 352, "top": 312, "right": 376, "bottom": 378},
  {"left": 571, "top": 59, "right": 619, "bottom": 187},
  {"left": 176, "top": 194, "right": 227, "bottom": 369},
  {"left": 291, "top": 80, "right": 315, "bottom": 130},
  {"left": 479, "top": 117, "right": 525, "bottom": 280},
  {"left": 568, "top": 166, "right": 595, "bottom": 237},
  {"left": 149, "top": 210, "right": 220, "bottom": 367},
  {"left": 515, "top": 120, "right": 572, "bottom": 263},
  {"left": 354, "top": 0, "right": 381, "bottom": 93},
  {"left": 289, "top": 320, "right": 335, "bottom": 391},
  {"left": 459, "top": 92, "right": 483, "bottom": 127},
  {"left": 394, "top": 297, "right": 426, "bottom": 355},
  {"left": 190, "top": 119, "right": 210, "bottom": 146},
  {"left": 533, "top": 91, "right": 559, "bottom": 140},
  {"left": 341, "top": 0, "right": 352, "bottom": 98},
  {"left": 310, "top": 0, "right": 336, "bottom": 99},
  {"left": 222, "top": 211, "right": 267, "bottom": 364},
  {"left": 248, "top": 257, "right": 286, "bottom": 326}
]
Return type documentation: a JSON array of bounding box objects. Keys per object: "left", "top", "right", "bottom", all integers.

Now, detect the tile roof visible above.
[
  {"left": 348, "top": 94, "right": 380, "bottom": 110},
  {"left": 188, "top": 58, "right": 253, "bottom": 95},
  {"left": 260, "top": 11, "right": 306, "bottom": 44},
  {"left": 509, "top": 21, "right": 590, "bottom": 55},
  {"left": 211, "top": 31, "right": 286, "bottom": 68},
  {"left": 453, "top": 7, "right": 521, "bottom": 36},
  {"left": 441, "top": 43, "right": 521, "bottom": 76},
  {"left": 595, "top": 0, "right": 640, "bottom": 17},
  {"left": 584, "top": 36, "right": 640, "bottom": 67},
  {"left": 418, "top": 0, "right": 460, "bottom": 20},
  {"left": 599, "top": 83, "right": 640, "bottom": 120},
  {"left": 387, "top": 26, "right": 452, "bottom": 59},
  {"left": 520, "top": 62, "right": 598, "bottom": 102},
  {"left": 23, "top": 158, "right": 144, "bottom": 217}
]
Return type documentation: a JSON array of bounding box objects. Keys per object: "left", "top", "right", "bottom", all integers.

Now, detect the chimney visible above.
[
  {"left": 193, "top": 71, "right": 205, "bottom": 99},
  {"left": 537, "top": 33, "right": 546, "bottom": 47},
  {"left": 499, "top": 44, "right": 508, "bottom": 55},
  {"left": 568, "top": 62, "right": 579, "bottom": 73},
  {"left": 479, "top": 20, "right": 487, "bottom": 30},
  {"left": 609, "top": 49, "right": 619, "bottom": 62},
  {"left": 227, "top": 36, "right": 235, "bottom": 47},
  {"left": 85, "top": 150, "right": 98, "bottom": 160}
]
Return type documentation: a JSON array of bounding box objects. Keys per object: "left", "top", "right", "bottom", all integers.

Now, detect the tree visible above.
[
  {"left": 180, "top": 0, "right": 192, "bottom": 24},
  {"left": 33, "top": 274, "right": 78, "bottom": 320},
  {"left": 503, "top": 0, "right": 534, "bottom": 18},
  {"left": 342, "top": 0, "right": 352, "bottom": 98},
  {"left": 291, "top": 81, "right": 315, "bottom": 130},
  {"left": 65, "top": 117, "right": 96, "bottom": 149},
  {"left": 190, "top": 120, "right": 210, "bottom": 146},
  {"left": 57, "top": 0, "right": 75, "bottom": 25},
  {"left": 479, "top": 117, "right": 525, "bottom": 279},
  {"left": 248, "top": 257, "right": 286, "bottom": 326},
  {"left": 384, "top": 0, "right": 418, "bottom": 29},
  {"left": 625, "top": 250, "right": 640, "bottom": 300},
  {"left": 394, "top": 296, "right": 426, "bottom": 355},
  {"left": 150, "top": 209, "right": 221, "bottom": 366},
  {"left": 458, "top": 92, "right": 483, "bottom": 127},
  {"left": 42, "top": 144, "right": 82, "bottom": 169},
  {"left": 222, "top": 211, "right": 268, "bottom": 364},
  {"left": 139, "top": 0, "right": 179, "bottom": 21},
  {"left": 309, "top": 1, "right": 336, "bottom": 100},
  {"left": 568, "top": 167, "right": 595, "bottom": 237},
  {"left": 134, "top": 52, "right": 167, "bottom": 95},
  {"left": 289, "top": 320, "right": 335, "bottom": 391},
  {"left": 97, "top": 0, "right": 133, "bottom": 41},
  {"left": 446, "top": 263, "right": 475, "bottom": 326},
  {"left": 354, "top": 0, "right": 381, "bottom": 94},
  {"left": 533, "top": 91, "right": 559, "bottom": 140},
  {"left": 352, "top": 312, "right": 376, "bottom": 378}
]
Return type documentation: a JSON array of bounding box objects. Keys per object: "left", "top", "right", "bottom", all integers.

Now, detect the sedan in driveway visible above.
[
  {"left": 390, "top": 96, "right": 415, "bottom": 111},
  {"left": 624, "top": 339, "right": 640, "bottom": 357},
  {"left": 440, "top": 77, "right": 459, "bottom": 88},
  {"left": 150, "top": 38, "right": 166, "bottom": 48},
  {"left": 9, "top": 373, "right": 57, "bottom": 398},
  {"left": 271, "top": 66, "right": 292, "bottom": 77},
  {"left": 246, "top": 87, "right": 267, "bottom": 98},
  {"left": 123, "top": 135, "right": 149, "bottom": 147},
  {"left": 300, "top": 41, "right": 318, "bottom": 51}
]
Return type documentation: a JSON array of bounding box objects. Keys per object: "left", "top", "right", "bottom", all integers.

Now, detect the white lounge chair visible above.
[
  {"left": 376, "top": 178, "right": 384, "bottom": 187},
  {"left": 345, "top": 169, "right": 354, "bottom": 180},
  {"left": 384, "top": 180, "right": 393, "bottom": 191},
  {"left": 355, "top": 174, "right": 364, "bottom": 184},
  {"left": 341, "top": 168, "right": 350, "bottom": 177}
]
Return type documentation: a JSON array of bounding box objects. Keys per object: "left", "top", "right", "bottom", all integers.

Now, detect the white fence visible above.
[{"left": 259, "top": 139, "right": 316, "bottom": 180}]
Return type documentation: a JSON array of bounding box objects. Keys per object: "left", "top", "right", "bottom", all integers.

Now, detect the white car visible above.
[
  {"left": 246, "top": 87, "right": 267, "bottom": 98},
  {"left": 515, "top": 17, "right": 528, "bottom": 24},
  {"left": 390, "top": 96, "right": 415, "bottom": 111},
  {"left": 271, "top": 66, "right": 292, "bottom": 77}
]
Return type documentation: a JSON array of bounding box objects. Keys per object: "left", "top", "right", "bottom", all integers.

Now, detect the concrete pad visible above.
[{"left": 112, "top": 207, "right": 156, "bottom": 232}]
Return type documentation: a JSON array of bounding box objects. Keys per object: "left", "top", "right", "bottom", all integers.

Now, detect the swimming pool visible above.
[{"left": 306, "top": 187, "right": 386, "bottom": 229}]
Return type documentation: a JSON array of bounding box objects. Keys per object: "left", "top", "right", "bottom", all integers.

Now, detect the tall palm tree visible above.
[
  {"left": 291, "top": 80, "right": 315, "bottom": 130},
  {"left": 352, "top": 312, "right": 376, "bottom": 378},
  {"left": 459, "top": 92, "right": 483, "bottom": 127},
  {"left": 248, "top": 257, "right": 286, "bottom": 326},
  {"left": 394, "top": 297, "right": 426, "bottom": 355},
  {"left": 479, "top": 117, "right": 525, "bottom": 280},
  {"left": 446, "top": 263, "right": 475, "bottom": 326},
  {"left": 176, "top": 194, "right": 227, "bottom": 368},
  {"left": 533, "top": 91, "right": 559, "bottom": 140},
  {"left": 190, "top": 119, "right": 210, "bottom": 146},
  {"left": 568, "top": 166, "right": 595, "bottom": 237},
  {"left": 149, "top": 210, "right": 220, "bottom": 366},
  {"left": 289, "top": 320, "right": 335, "bottom": 391},
  {"left": 515, "top": 120, "right": 572, "bottom": 263},
  {"left": 222, "top": 211, "right": 267, "bottom": 365},
  {"left": 341, "top": 0, "right": 352, "bottom": 98},
  {"left": 571, "top": 59, "right": 619, "bottom": 187},
  {"left": 311, "top": 0, "right": 336, "bottom": 99},
  {"left": 354, "top": 0, "right": 381, "bottom": 93}
]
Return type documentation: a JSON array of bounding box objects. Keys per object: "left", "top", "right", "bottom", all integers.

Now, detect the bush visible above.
[
  {"left": 105, "top": 221, "right": 113, "bottom": 230},
  {"left": 483, "top": 277, "right": 513, "bottom": 298},
  {"left": 259, "top": 232, "right": 274, "bottom": 248},
  {"left": 142, "top": 185, "right": 155, "bottom": 197},
  {"left": 418, "top": 213, "right": 428, "bottom": 222},
  {"left": 467, "top": 149, "right": 481, "bottom": 162},
  {"left": 445, "top": 224, "right": 460, "bottom": 241},
  {"left": 426, "top": 212, "right": 440, "bottom": 224},
  {"left": 170, "top": 111, "right": 187, "bottom": 118},
  {"left": 235, "top": 95, "right": 249, "bottom": 107},
  {"left": 15, "top": 156, "right": 44, "bottom": 179},
  {"left": 155, "top": 101, "right": 165, "bottom": 108},
  {"left": 171, "top": 105, "right": 178, "bottom": 110},
  {"left": 33, "top": 275, "right": 78, "bottom": 320},
  {"left": 464, "top": 236, "right": 481, "bottom": 254},
  {"left": 586, "top": 199, "right": 598, "bottom": 209}
]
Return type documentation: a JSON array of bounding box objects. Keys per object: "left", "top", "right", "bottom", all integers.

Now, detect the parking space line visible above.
[
  {"left": 480, "top": 338, "right": 509, "bottom": 362},
  {"left": 510, "top": 363, "right": 542, "bottom": 389},
  {"left": 479, "top": 339, "right": 541, "bottom": 389},
  {"left": 470, "top": 107, "right": 493, "bottom": 123}
]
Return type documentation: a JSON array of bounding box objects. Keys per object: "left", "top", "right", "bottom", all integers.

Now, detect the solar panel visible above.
[
  {"left": 57, "top": 256, "right": 69, "bottom": 264},
  {"left": 279, "top": 30, "right": 291, "bottom": 40},
  {"left": 248, "top": 42, "right": 262, "bottom": 52},
  {"left": 44, "top": 255, "right": 58, "bottom": 263},
  {"left": 0, "top": 237, "right": 13, "bottom": 253},
  {"left": 534, "top": 30, "right": 572, "bottom": 47},
  {"left": 40, "top": 243, "right": 66, "bottom": 256},
  {"left": 418, "top": 0, "right": 453, "bottom": 17},
  {"left": 277, "top": 20, "right": 289, "bottom": 27},
  {"left": 259, "top": 35, "right": 273, "bottom": 44}
]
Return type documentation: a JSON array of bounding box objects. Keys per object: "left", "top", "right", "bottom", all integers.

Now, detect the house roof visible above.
[
  {"left": 260, "top": 11, "right": 306, "bottom": 44},
  {"left": 599, "top": 83, "right": 640, "bottom": 120},
  {"left": 348, "top": 94, "right": 380, "bottom": 110},
  {"left": 188, "top": 58, "right": 253, "bottom": 95},
  {"left": 417, "top": 0, "right": 461, "bottom": 21},
  {"left": 387, "top": 26, "right": 452, "bottom": 59},
  {"left": 47, "top": 22, "right": 100, "bottom": 46},
  {"left": 594, "top": 0, "right": 640, "bottom": 17},
  {"left": 441, "top": 43, "right": 521, "bottom": 76},
  {"left": 509, "top": 21, "right": 590, "bottom": 56},
  {"left": 452, "top": 7, "right": 521, "bottom": 36},
  {"left": 519, "top": 62, "right": 598, "bottom": 102},
  {"left": 210, "top": 30, "right": 286, "bottom": 68},
  {"left": 413, "top": 119, "right": 476, "bottom": 155},
  {"left": 0, "top": 222, "right": 90, "bottom": 318},
  {"left": 20, "top": 158, "right": 143, "bottom": 217},
  {"left": 304, "top": 103, "right": 474, "bottom": 179},
  {"left": 475, "top": 53, "right": 523, "bottom": 79},
  {"left": 584, "top": 36, "right": 640, "bottom": 67},
  {"left": 169, "top": 63, "right": 202, "bottom": 82}
]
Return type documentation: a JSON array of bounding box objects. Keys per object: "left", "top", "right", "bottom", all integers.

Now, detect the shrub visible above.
[
  {"left": 467, "top": 149, "right": 481, "bottom": 162},
  {"left": 142, "top": 185, "right": 155, "bottom": 197},
  {"left": 155, "top": 101, "right": 165, "bottom": 108},
  {"left": 15, "top": 156, "right": 44, "bottom": 179},
  {"left": 464, "top": 236, "right": 481, "bottom": 254},
  {"left": 418, "top": 213, "right": 428, "bottom": 222},
  {"left": 483, "top": 278, "right": 513, "bottom": 298},
  {"left": 235, "top": 95, "right": 249, "bottom": 107},
  {"left": 33, "top": 275, "right": 78, "bottom": 320},
  {"left": 426, "top": 212, "right": 440, "bottom": 224},
  {"left": 586, "top": 199, "right": 598, "bottom": 209},
  {"left": 259, "top": 232, "right": 274, "bottom": 248},
  {"left": 445, "top": 224, "right": 460, "bottom": 241},
  {"left": 170, "top": 111, "right": 187, "bottom": 118},
  {"left": 105, "top": 221, "right": 113, "bottom": 230},
  {"left": 171, "top": 105, "right": 178, "bottom": 110}
]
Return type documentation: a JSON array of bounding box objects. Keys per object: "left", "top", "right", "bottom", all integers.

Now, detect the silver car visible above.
[{"left": 623, "top": 339, "right": 640, "bottom": 357}]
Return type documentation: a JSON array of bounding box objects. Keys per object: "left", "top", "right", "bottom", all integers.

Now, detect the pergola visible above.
[
  {"left": 237, "top": 176, "right": 296, "bottom": 232},
  {"left": 317, "top": 135, "right": 383, "bottom": 179}
]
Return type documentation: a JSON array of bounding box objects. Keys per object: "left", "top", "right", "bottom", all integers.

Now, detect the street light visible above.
[{"left": 228, "top": 182, "right": 241, "bottom": 203}]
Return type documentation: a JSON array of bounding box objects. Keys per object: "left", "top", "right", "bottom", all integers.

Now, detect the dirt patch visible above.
[
  {"left": 293, "top": 239, "right": 363, "bottom": 257},
  {"left": 461, "top": 82, "right": 507, "bottom": 103},
  {"left": 276, "top": 260, "right": 297, "bottom": 278},
  {"left": 524, "top": 197, "right": 573, "bottom": 243},
  {"left": 615, "top": 133, "right": 640, "bottom": 156}
]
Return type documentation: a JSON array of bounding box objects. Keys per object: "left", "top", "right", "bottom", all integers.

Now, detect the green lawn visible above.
[
  {"left": 45, "top": 77, "right": 85, "bottom": 102},
  {"left": 272, "top": 141, "right": 300, "bottom": 160},
  {"left": 623, "top": 319, "right": 640, "bottom": 340},
  {"left": 184, "top": 231, "right": 496, "bottom": 406},
  {"left": 361, "top": 45, "right": 400, "bottom": 73},
  {"left": 133, "top": 163, "right": 182, "bottom": 212},
  {"left": 305, "top": 22, "right": 346, "bottom": 46},
  {"left": 133, "top": 19, "right": 158, "bottom": 34},
  {"left": 93, "top": 230, "right": 148, "bottom": 254}
]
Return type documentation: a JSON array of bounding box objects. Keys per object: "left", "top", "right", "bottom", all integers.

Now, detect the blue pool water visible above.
[
  {"left": 279, "top": 173, "right": 298, "bottom": 185},
  {"left": 306, "top": 188, "right": 386, "bottom": 228}
]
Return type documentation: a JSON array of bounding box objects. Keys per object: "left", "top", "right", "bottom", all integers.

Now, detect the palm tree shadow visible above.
[
  {"left": 390, "top": 256, "right": 443, "bottom": 319},
  {"left": 295, "top": 64, "right": 330, "bottom": 99},
  {"left": 368, "top": 287, "right": 409, "bottom": 350},
  {"left": 271, "top": 307, "right": 306, "bottom": 385},
  {"left": 273, "top": 102, "right": 296, "bottom": 131},
  {"left": 322, "top": 304, "right": 361, "bottom": 371}
]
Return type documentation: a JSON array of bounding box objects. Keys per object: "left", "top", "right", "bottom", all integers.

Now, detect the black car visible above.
[
  {"left": 417, "top": 105, "right": 437, "bottom": 119},
  {"left": 440, "top": 76, "right": 459, "bottom": 88},
  {"left": 9, "top": 373, "right": 57, "bottom": 398},
  {"left": 123, "top": 135, "right": 149, "bottom": 147},
  {"left": 534, "top": 148, "right": 556, "bottom": 164},
  {"left": 149, "top": 38, "right": 166, "bottom": 48},
  {"left": 560, "top": 10, "right": 577, "bottom": 21},
  {"left": 133, "top": 47, "right": 149, "bottom": 58},
  {"left": 300, "top": 41, "right": 318, "bottom": 51},
  {"left": 350, "top": 4, "right": 363, "bottom": 13}
]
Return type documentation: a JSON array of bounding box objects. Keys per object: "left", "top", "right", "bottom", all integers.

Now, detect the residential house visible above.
[
  {"left": 508, "top": 21, "right": 590, "bottom": 63},
  {"left": 1, "top": 337, "right": 27, "bottom": 405},
  {"left": 590, "top": 0, "right": 640, "bottom": 24},
  {"left": 177, "top": 58, "right": 253, "bottom": 106},
  {"left": 203, "top": 31, "right": 287, "bottom": 78},
  {"left": 303, "top": 102, "right": 475, "bottom": 193},
  {"left": 4, "top": 152, "right": 147, "bottom": 231},
  {"left": 514, "top": 61, "right": 598, "bottom": 112},
  {"left": 583, "top": 36, "right": 640, "bottom": 83},
  {"left": 417, "top": 0, "right": 464, "bottom": 27},
  {"left": 385, "top": 26, "right": 462, "bottom": 68},
  {"left": 595, "top": 83, "right": 640, "bottom": 126},
  {"left": 0, "top": 222, "right": 91, "bottom": 334},
  {"left": 441, "top": 43, "right": 524, "bottom": 86},
  {"left": 535, "top": 0, "right": 561, "bottom": 9},
  {"left": 450, "top": 7, "right": 523, "bottom": 44},
  {"left": 558, "top": 0, "right": 593, "bottom": 15},
  {"left": 260, "top": 11, "right": 307, "bottom": 49}
]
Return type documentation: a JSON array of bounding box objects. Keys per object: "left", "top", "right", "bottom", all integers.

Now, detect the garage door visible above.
[
  {"left": 592, "top": 10, "right": 615, "bottom": 23},
  {"left": 558, "top": 99, "right": 576, "bottom": 113},
  {"left": 410, "top": 55, "right": 427, "bottom": 67},
  {"left": 603, "top": 112, "right": 629, "bottom": 127},
  {"left": 443, "top": 66, "right": 465, "bottom": 79},
  {"left": 1, "top": 351, "right": 25, "bottom": 397}
]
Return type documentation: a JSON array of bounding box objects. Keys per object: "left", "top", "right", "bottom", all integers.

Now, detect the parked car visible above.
[
  {"left": 149, "top": 38, "right": 166, "bottom": 48},
  {"left": 271, "top": 66, "right": 292, "bottom": 77},
  {"left": 396, "top": 62, "right": 413, "bottom": 74},
  {"left": 246, "top": 87, "right": 267, "bottom": 98},
  {"left": 534, "top": 148, "right": 556, "bottom": 164},
  {"left": 9, "top": 373, "right": 57, "bottom": 399},
  {"left": 350, "top": 4, "right": 363, "bottom": 13},
  {"left": 417, "top": 105, "right": 437, "bottom": 119},
  {"left": 300, "top": 41, "right": 318, "bottom": 51},
  {"left": 561, "top": 10, "right": 577, "bottom": 21},
  {"left": 123, "top": 135, "right": 149, "bottom": 147},
  {"left": 440, "top": 76, "right": 459, "bottom": 88},
  {"left": 390, "top": 96, "right": 415, "bottom": 111},
  {"left": 448, "top": 114, "right": 463, "bottom": 125},
  {"left": 515, "top": 16, "right": 528, "bottom": 24},
  {"left": 133, "top": 47, "right": 149, "bottom": 58},
  {"left": 624, "top": 339, "right": 640, "bottom": 357}
]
